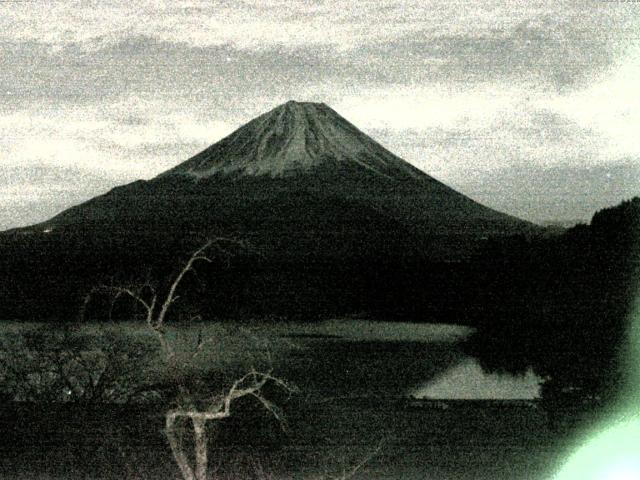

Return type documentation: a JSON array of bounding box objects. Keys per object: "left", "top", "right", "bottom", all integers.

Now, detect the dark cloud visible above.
[
  {"left": 0, "top": 10, "right": 630, "bottom": 117},
  {"left": 356, "top": 16, "right": 629, "bottom": 89},
  {"left": 0, "top": 35, "right": 359, "bottom": 116}
]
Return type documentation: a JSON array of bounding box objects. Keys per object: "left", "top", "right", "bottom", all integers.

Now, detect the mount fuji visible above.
[
  {"left": 37, "top": 101, "right": 532, "bottom": 244},
  {"left": 1, "top": 101, "right": 538, "bottom": 319}
]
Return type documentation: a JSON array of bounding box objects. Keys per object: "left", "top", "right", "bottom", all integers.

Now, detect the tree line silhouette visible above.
[{"left": 464, "top": 197, "right": 640, "bottom": 410}]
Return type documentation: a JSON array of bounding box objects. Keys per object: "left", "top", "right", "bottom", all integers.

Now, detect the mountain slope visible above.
[
  {"left": 39, "top": 101, "right": 533, "bottom": 243},
  {"left": 0, "top": 100, "right": 539, "bottom": 320},
  {"left": 161, "top": 100, "right": 426, "bottom": 180}
]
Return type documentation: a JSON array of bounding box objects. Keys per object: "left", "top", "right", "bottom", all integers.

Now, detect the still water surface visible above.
[{"left": 277, "top": 320, "right": 542, "bottom": 400}]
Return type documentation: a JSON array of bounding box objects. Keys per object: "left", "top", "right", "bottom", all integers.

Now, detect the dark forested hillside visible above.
[{"left": 465, "top": 197, "right": 640, "bottom": 410}]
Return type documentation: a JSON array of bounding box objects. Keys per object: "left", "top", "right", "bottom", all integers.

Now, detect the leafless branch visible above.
[
  {"left": 164, "top": 367, "right": 293, "bottom": 480},
  {"left": 154, "top": 239, "right": 213, "bottom": 329},
  {"left": 81, "top": 237, "right": 299, "bottom": 480}
]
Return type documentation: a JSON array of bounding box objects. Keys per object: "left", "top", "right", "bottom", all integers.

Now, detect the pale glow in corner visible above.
[
  {"left": 554, "top": 298, "right": 640, "bottom": 480},
  {"left": 605, "top": 464, "right": 640, "bottom": 480},
  {"left": 553, "top": 418, "right": 640, "bottom": 480}
]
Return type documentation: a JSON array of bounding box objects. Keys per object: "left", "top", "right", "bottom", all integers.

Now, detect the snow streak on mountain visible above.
[{"left": 163, "top": 101, "right": 425, "bottom": 180}]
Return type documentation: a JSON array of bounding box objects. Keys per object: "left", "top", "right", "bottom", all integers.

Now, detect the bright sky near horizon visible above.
[{"left": 1, "top": 0, "right": 639, "bottom": 230}]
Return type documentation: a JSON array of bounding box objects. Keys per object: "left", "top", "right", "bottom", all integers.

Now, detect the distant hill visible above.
[{"left": 0, "top": 100, "right": 538, "bottom": 320}]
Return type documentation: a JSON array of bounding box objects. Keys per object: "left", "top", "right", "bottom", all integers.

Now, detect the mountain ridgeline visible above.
[{"left": 1, "top": 101, "right": 536, "bottom": 320}]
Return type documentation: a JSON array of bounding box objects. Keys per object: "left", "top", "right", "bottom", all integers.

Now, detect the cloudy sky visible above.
[{"left": 1, "top": 0, "right": 639, "bottom": 230}]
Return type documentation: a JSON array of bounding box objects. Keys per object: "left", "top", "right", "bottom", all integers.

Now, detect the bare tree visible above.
[
  {"left": 84, "top": 238, "right": 293, "bottom": 480},
  {"left": 166, "top": 368, "right": 291, "bottom": 480}
]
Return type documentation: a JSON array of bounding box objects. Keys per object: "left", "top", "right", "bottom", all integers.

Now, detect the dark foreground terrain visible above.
[
  {"left": 0, "top": 318, "right": 620, "bottom": 479},
  {"left": 0, "top": 398, "right": 578, "bottom": 480}
]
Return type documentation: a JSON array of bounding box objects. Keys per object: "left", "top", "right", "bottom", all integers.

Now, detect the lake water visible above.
[
  {"left": 274, "top": 319, "right": 542, "bottom": 400},
  {"left": 0, "top": 319, "right": 542, "bottom": 400}
]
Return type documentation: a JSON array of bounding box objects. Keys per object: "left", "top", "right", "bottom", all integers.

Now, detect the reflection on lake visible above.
[
  {"left": 410, "top": 357, "right": 541, "bottom": 400},
  {"left": 276, "top": 320, "right": 541, "bottom": 400}
]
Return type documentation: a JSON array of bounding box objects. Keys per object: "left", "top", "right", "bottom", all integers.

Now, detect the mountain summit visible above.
[{"left": 163, "top": 100, "right": 424, "bottom": 180}]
